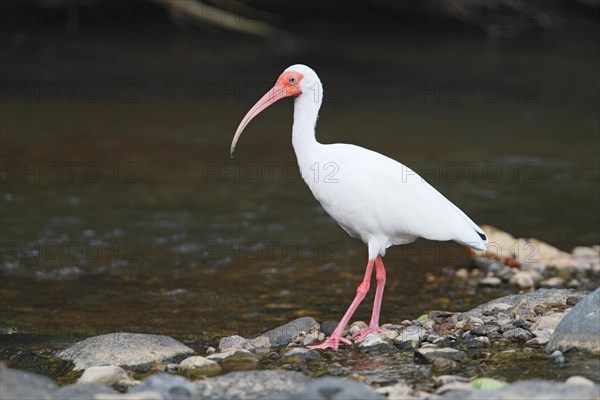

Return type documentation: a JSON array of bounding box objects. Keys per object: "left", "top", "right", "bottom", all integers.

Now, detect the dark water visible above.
[{"left": 0, "top": 28, "right": 599, "bottom": 382}]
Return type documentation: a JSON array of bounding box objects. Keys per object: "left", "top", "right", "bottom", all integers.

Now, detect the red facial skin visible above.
[{"left": 275, "top": 71, "right": 304, "bottom": 97}]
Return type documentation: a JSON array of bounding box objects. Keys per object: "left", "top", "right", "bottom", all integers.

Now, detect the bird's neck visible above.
[{"left": 291, "top": 88, "right": 322, "bottom": 160}]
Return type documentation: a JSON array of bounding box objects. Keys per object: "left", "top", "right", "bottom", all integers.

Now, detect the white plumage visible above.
[{"left": 231, "top": 64, "right": 488, "bottom": 349}]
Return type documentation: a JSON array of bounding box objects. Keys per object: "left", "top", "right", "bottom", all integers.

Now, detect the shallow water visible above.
[{"left": 1, "top": 28, "right": 598, "bottom": 383}]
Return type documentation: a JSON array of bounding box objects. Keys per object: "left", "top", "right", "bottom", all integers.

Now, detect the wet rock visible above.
[
  {"left": 479, "top": 276, "right": 501, "bottom": 287},
  {"left": 207, "top": 349, "right": 258, "bottom": 370},
  {"left": 58, "top": 333, "right": 195, "bottom": 370},
  {"left": 56, "top": 383, "right": 118, "bottom": 399},
  {"left": 348, "top": 321, "right": 368, "bottom": 337},
  {"left": 550, "top": 350, "right": 566, "bottom": 364},
  {"left": 249, "top": 336, "right": 271, "bottom": 354},
  {"left": 320, "top": 321, "right": 338, "bottom": 336},
  {"left": 358, "top": 333, "right": 397, "bottom": 352},
  {"left": 566, "top": 295, "right": 583, "bottom": 306},
  {"left": 394, "top": 326, "right": 426, "bottom": 349},
  {"left": 280, "top": 347, "right": 320, "bottom": 363},
  {"left": 540, "top": 277, "right": 565, "bottom": 288},
  {"left": 196, "top": 370, "right": 310, "bottom": 400},
  {"left": 503, "top": 328, "right": 533, "bottom": 342},
  {"left": 178, "top": 356, "right": 221, "bottom": 377},
  {"left": 437, "top": 379, "right": 599, "bottom": 399},
  {"left": 460, "top": 289, "right": 578, "bottom": 319},
  {"left": 432, "top": 357, "right": 459, "bottom": 373},
  {"left": 436, "top": 382, "right": 471, "bottom": 394},
  {"left": 428, "top": 310, "right": 455, "bottom": 323},
  {"left": 509, "top": 270, "right": 543, "bottom": 288},
  {"left": 531, "top": 313, "right": 565, "bottom": 331},
  {"left": 260, "top": 317, "right": 319, "bottom": 347},
  {"left": 375, "top": 381, "right": 413, "bottom": 398},
  {"left": 288, "top": 377, "right": 384, "bottom": 400},
  {"left": 470, "top": 325, "right": 499, "bottom": 336},
  {"left": 78, "top": 365, "right": 136, "bottom": 388},
  {"left": 434, "top": 375, "right": 470, "bottom": 386},
  {"left": 0, "top": 363, "right": 57, "bottom": 400},
  {"left": 548, "top": 288, "right": 600, "bottom": 353},
  {"left": 129, "top": 374, "right": 197, "bottom": 399},
  {"left": 565, "top": 376, "right": 596, "bottom": 386},
  {"left": 219, "top": 335, "right": 253, "bottom": 352},
  {"left": 414, "top": 346, "right": 466, "bottom": 364},
  {"left": 526, "top": 329, "right": 553, "bottom": 346}
]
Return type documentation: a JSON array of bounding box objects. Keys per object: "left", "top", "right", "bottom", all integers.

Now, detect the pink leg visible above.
[
  {"left": 308, "top": 259, "right": 375, "bottom": 350},
  {"left": 352, "top": 255, "right": 387, "bottom": 342}
]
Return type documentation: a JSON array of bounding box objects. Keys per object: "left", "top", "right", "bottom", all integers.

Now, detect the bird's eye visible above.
[{"left": 288, "top": 76, "right": 296, "bottom": 83}]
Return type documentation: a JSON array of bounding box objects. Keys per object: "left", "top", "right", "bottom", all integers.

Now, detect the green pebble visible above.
[
  {"left": 471, "top": 377, "right": 509, "bottom": 390},
  {"left": 416, "top": 314, "right": 429, "bottom": 322}
]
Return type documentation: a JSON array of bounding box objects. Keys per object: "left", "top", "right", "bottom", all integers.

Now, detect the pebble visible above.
[
  {"left": 280, "top": 347, "right": 320, "bottom": 363},
  {"left": 540, "top": 277, "right": 565, "bottom": 288},
  {"left": 471, "top": 325, "right": 499, "bottom": 336},
  {"left": 503, "top": 328, "right": 533, "bottom": 342},
  {"left": 359, "top": 333, "right": 398, "bottom": 352},
  {"left": 178, "top": 356, "right": 221, "bottom": 376},
  {"left": 349, "top": 321, "right": 368, "bottom": 336},
  {"left": 531, "top": 313, "right": 565, "bottom": 331},
  {"left": 565, "top": 376, "right": 596, "bottom": 386},
  {"left": 260, "top": 317, "right": 319, "bottom": 347},
  {"left": 550, "top": 350, "right": 566, "bottom": 364},
  {"left": 479, "top": 276, "right": 501, "bottom": 286},
  {"left": 206, "top": 349, "right": 258, "bottom": 370},
  {"left": 78, "top": 365, "right": 135, "bottom": 388},
  {"left": 509, "top": 270, "right": 542, "bottom": 288},
  {"left": 414, "top": 346, "right": 466, "bottom": 364},
  {"left": 129, "top": 374, "right": 198, "bottom": 399},
  {"left": 432, "top": 358, "right": 459, "bottom": 373}
]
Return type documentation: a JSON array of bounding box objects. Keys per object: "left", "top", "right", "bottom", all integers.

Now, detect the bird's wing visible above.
[{"left": 329, "top": 144, "right": 488, "bottom": 251}]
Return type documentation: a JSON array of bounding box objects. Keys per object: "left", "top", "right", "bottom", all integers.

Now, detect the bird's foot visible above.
[
  {"left": 351, "top": 326, "right": 387, "bottom": 343},
  {"left": 307, "top": 336, "right": 352, "bottom": 350}
]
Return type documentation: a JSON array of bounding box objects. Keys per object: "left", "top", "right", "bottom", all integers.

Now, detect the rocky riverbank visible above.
[{"left": 2, "top": 287, "right": 598, "bottom": 400}]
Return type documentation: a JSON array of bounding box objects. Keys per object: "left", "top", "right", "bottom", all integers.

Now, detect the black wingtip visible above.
[{"left": 477, "top": 231, "right": 487, "bottom": 241}]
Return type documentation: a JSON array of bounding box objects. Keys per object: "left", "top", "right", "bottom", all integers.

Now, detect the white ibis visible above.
[{"left": 231, "top": 64, "right": 488, "bottom": 350}]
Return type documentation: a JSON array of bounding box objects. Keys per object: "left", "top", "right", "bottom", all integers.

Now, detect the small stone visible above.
[
  {"left": 414, "top": 347, "right": 466, "bottom": 364},
  {"left": 431, "top": 357, "right": 459, "bottom": 373},
  {"left": 471, "top": 325, "right": 499, "bottom": 336},
  {"left": 479, "top": 276, "right": 501, "bottom": 286},
  {"left": 510, "top": 271, "right": 542, "bottom": 289},
  {"left": 280, "top": 347, "right": 320, "bottom": 363},
  {"left": 572, "top": 246, "right": 599, "bottom": 257},
  {"left": 196, "top": 370, "right": 310, "bottom": 399},
  {"left": 78, "top": 365, "right": 135, "bottom": 388},
  {"left": 249, "top": 336, "right": 271, "bottom": 354},
  {"left": 503, "top": 328, "right": 534, "bottom": 342},
  {"left": 532, "top": 313, "right": 565, "bottom": 331},
  {"left": 534, "top": 304, "right": 547, "bottom": 315},
  {"left": 179, "top": 356, "right": 221, "bottom": 377},
  {"left": 550, "top": 350, "right": 566, "bottom": 364},
  {"left": 218, "top": 335, "right": 253, "bottom": 352},
  {"left": 301, "top": 333, "right": 318, "bottom": 346},
  {"left": 320, "top": 321, "right": 338, "bottom": 336},
  {"left": 290, "top": 377, "right": 383, "bottom": 400},
  {"left": 349, "top": 321, "right": 368, "bottom": 336},
  {"left": 434, "top": 375, "right": 469, "bottom": 386},
  {"left": 359, "top": 334, "right": 397, "bottom": 352},
  {"left": 455, "top": 268, "right": 469, "bottom": 279},
  {"left": 422, "top": 320, "right": 435, "bottom": 330},
  {"left": 207, "top": 349, "right": 258, "bottom": 370},
  {"left": 565, "top": 376, "right": 595, "bottom": 386},
  {"left": 206, "top": 346, "right": 216, "bottom": 355},
  {"left": 541, "top": 277, "right": 565, "bottom": 288},
  {"left": 435, "top": 381, "right": 471, "bottom": 394},
  {"left": 566, "top": 295, "right": 583, "bottom": 306}
]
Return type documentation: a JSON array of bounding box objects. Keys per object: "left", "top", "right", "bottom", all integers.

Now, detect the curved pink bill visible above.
[{"left": 230, "top": 83, "right": 292, "bottom": 158}]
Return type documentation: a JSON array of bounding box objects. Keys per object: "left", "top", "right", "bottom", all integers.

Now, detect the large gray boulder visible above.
[
  {"left": 57, "top": 333, "right": 195, "bottom": 370},
  {"left": 548, "top": 288, "right": 600, "bottom": 353}
]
